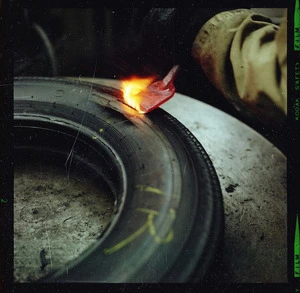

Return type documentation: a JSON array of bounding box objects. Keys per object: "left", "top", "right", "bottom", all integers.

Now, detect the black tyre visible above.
[{"left": 14, "top": 77, "right": 223, "bottom": 283}]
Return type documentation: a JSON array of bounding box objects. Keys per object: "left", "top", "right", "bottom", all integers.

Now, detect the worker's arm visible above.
[{"left": 192, "top": 9, "right": 287, "bottom": 126}]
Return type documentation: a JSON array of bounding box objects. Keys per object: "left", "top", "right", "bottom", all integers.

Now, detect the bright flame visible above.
[{"left": 121, "top": 76, "right": 156, "bottom": 113}]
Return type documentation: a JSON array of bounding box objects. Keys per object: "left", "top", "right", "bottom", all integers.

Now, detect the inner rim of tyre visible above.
[{"left": 14, "top": 116, "right": 126, "bottom": 225}]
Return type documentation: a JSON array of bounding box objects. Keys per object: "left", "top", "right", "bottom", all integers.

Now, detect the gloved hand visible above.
[{"left": 192, "top": 9, "right": 287, "bottom": 126}]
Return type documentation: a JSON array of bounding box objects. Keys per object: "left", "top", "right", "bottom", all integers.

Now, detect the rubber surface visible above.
[{"left": 14, "top": 77, "right": 224, "bottom": 283}]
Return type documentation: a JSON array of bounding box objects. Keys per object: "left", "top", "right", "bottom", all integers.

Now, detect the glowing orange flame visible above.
[{"left": 121, "top": 76, "right": 156, "bottom": 113}]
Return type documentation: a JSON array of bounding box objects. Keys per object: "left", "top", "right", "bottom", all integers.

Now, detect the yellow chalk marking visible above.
[
  {"left": 99, "top": 119, "right": 112, "bottom": 134},
  {"left": 103, "top": 222, "right": 149, "bottom": 255},
  {"left": 103, "top": 208, "right": 176, "bottom": 255},
  {"left": 145, "top": 186, "right": 164, "bottom": 195},
  {"left": 137, "top": 208, "right": 175, "bottom": 244},
  {"left": 136, "top": 208, "right": 159, "bottom": 215},
  {"left": 136, "top": 185, "right": 164, "bottom": 195}
]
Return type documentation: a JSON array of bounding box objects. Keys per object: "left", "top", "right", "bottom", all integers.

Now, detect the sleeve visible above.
[{"left": 192, "top": 9, "right": 287, "bottom": 126}]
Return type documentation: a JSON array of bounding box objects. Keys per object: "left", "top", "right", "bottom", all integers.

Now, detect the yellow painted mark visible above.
[
  {"left": 99, "top": 119, "right": 112, "bottom": 134},
  {"left": 156, "top": 229, "right": 174, "bottom": 243},
  {"left": 145, "top": 186, "right": 164, "bottom": 195},
  {"left": 103, "top": 208, "right": 176, "bottom": 255},
  {"left": 136, "top": 185, "right": 164, "bottom": 195},
  {"left": 136, "top": 208, "right": 159, "bottom": 215},
  {"left": 137, "top": 208, "right": 175, "bottom": 244},
  {"left": 92, "top": 136, "right": 97, "bottom": 139},
  {"left": 103, "top": 222, "right": 149, "bottom": 255},
  {"left": 170, "top": 208, "right": 176, "bottom": 218}
]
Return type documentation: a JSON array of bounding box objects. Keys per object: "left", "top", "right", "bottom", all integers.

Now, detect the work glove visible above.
[{"left": 192, "top": 9, "right": 287, "bottom": 126}]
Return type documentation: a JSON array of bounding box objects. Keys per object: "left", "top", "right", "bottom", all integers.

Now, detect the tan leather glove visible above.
[{"left": 192, "top": 9, "right": 287, "bottom": 126}]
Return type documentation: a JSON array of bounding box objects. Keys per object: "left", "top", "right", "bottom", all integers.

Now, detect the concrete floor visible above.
[
  {"left": 161, "top": 92, "right": 287, "bottom": 283},
  {"left": 14, "top": 161, "right": 115, "bottom": 282}
]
